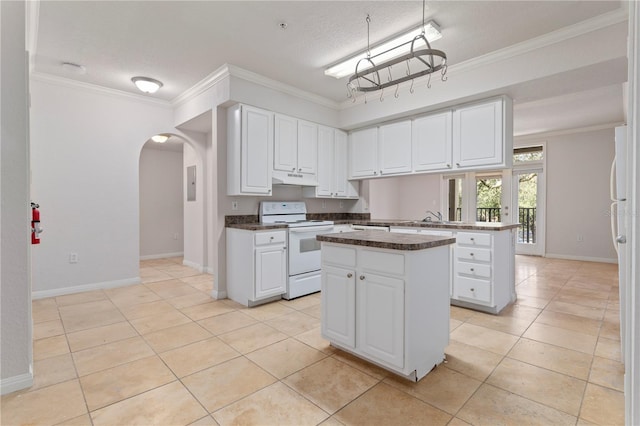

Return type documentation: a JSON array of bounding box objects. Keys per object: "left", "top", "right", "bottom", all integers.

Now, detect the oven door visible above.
[{"left": 288, "top": 225, "right": 334, "bottom": 276}]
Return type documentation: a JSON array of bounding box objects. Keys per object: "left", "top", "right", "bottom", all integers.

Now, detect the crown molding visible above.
[
  {"left": 171, "top": 64, "right": 232, "bottom": 107},
  {"left": 514, "top": 121, "right": 625, "bottom": 139},
  {"left": 172, "top": 63, "right": 340, "bottom": 110},
  {"left": 30, "top": 72, "right": 172, "bottom": 108},
  {"left": 338, "top": 7, "right": 628, "bottom": 110},
  {"left": 26, "top": 0, "right": 40, "bottom": 74}
]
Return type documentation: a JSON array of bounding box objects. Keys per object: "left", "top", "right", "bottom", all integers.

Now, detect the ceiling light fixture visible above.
[
  {"left": 330, "top": 0, "right": 448, "bottom": 102},
  {"left": 324, "top": 21, "right": 442, "bottom": 79},
  {"left": 151, "top": 134, "right": 169, "bottom": 143},
  {"left": 131, "top": 76, "right": 163, "bottom": 94}
]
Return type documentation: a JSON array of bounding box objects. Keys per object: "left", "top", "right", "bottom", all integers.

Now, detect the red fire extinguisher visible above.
[{"left": 31, "top": 202, "right": 43, "bottom": 244}]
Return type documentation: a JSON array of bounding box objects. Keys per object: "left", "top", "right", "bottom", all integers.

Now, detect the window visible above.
[
  {"left": 476, "top": 175, "right": 502, "bottom": 222},
  {"left": 514, "top": 146, "right": 543, "bottom": 163},
  {"left": 445, "top": 176, "right": 464, "bottom": 221}
]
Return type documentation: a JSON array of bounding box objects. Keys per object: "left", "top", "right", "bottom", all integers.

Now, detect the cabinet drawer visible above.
[
  {"left": 456, "top": 276, "right": 491, "bottom": 304},
  {"left": 361, "top": 250, "right": 404, "bottom": 276},
  {"left": 456, "top": 261, "right": 491, "bottom": 279},
  {"left": 456, "top": 232, "right": 491, "bottom": 247},
  {"left": 323, "top": 245, "right": 357, "bottom": 267},
  {"left": 457, "top": 247, "right": 491, "bottom": 262},
  {"left": 255, "top": 231, "right": 286, "bottom": 246}
]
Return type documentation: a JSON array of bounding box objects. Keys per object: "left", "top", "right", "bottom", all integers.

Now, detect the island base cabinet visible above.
[
  {"left": 321, "top": 265, "right": 356, "bottom": 348},
  {"left": 321, "top": 243, "right": 450, "bottom": 382},
  {"left": 357, "top": 273, "right": 404, "bottom": 369}
]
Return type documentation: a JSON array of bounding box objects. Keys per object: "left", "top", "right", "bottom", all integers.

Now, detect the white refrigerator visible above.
[{"left": 610, "top": 125, "right": 627, "bottom": 359}]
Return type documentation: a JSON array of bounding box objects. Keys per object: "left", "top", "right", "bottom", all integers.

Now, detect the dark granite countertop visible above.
[
  {"left": 344, "top": 219, "right": 520, "bottom": 231},
  {"left": 226, "top": 223, "right": 288, "bottom": 231},
  {"left": 317, "top": 230, "right": 456, "bottom": 251}
]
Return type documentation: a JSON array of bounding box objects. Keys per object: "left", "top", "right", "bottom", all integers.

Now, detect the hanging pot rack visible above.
[{"left": 346, "top": 6, "right": 448, "bottom": 102}]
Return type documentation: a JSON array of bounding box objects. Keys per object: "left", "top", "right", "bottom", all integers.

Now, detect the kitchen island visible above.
[{"left": 316, "top": 230, "right": 456, "bottom": 382}]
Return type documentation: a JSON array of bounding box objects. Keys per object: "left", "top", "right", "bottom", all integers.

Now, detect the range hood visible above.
[{"left": 272, "top": 170, "right": 318, "bottom": 187}]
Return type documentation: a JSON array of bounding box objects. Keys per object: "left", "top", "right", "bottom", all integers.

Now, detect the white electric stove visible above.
[{"left": 259, "top": 202, "right": 334, "bottom": 299}]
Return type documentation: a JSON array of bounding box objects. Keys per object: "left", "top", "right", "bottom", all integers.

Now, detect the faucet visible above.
[{"left": 423, "top": 210, "right": 443, "bottom": 222}]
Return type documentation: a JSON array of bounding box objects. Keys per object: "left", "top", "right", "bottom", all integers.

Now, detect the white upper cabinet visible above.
[
  {"left": 378, "top": 120, "right": 412, "bottom": 176},
  {"left": 273, "top": 114, "right": 318, "bottom": 185},
  {"left": 227, "top": 104, "right": 273, "bottom": 196},
  {"left": 297, "top": 120, "right": 318, "bottom": 175},
  {"left": 452, "top": 97, "right": 512, "bottom": 170},
  {"left": 412, "top": 111, "right": 453, "bottom": 172},
  {"left": 304, "top": 127, "right": 359, "bottom": 199},
  {"left": 273, "top": 114, "right": 298, "bottom": 173},
  {"left": 349, "top": 127, "right": 378, "bottom": 178}
]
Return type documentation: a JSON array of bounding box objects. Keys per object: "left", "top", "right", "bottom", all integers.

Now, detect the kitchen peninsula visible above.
[{"left": 316, "top": 230, "right": 456, "bottom": 382}]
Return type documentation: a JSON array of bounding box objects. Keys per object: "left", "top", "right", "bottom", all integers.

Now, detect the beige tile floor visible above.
[{"left": 2, "top": 255, "right": 625, "bottom": 426}]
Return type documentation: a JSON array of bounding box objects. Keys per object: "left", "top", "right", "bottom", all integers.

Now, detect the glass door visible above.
[
  {"left": 513, "top": 169, "right": 544, "bottom": 255},
  {"left": 511, "top": 145, "right": 545, "bottom": 255}
]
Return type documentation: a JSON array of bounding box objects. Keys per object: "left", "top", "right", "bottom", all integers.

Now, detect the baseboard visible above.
[
  {"left": 32, "top": 277, "right": 140, "bottom": 300},
  {"left": 140, "top": 252, "right": 184, "bottom": 261},
  {"left": 204, "top": 266, "right": 214, "bottom": 274},
  {"left": 182, "top": 259, "right": 204, "bottom": 273},
  {"left": 1, "top": 370, "right": 33, "bottom": 395},
  {"left": 212, "top": 289, "right": 227, "bottom": 300},
  {"left": 544, "top": 253, "right": 618, "bottom": 264}
]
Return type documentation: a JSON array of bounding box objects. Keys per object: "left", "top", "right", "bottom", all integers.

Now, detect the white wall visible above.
[
  {"left": 139, "top": 145, "right": 183, "bottom": 258},
  {"left": 369, "top": 174, "right": 442, "bottom": 220},
  {"left": 522, "top": 127, "right": 618, "bottom": 262},
  {"left": 30, "top": 77, "right": 176, "bottom": 297},
  {"left": 183, "top": 142, "right": 204, "bottom": 271},
  {"left": 1, "top": 0, "right": 33, "bottom": 393}
]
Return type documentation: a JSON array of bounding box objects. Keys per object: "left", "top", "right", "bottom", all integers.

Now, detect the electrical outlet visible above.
[
  {"left": 339, "top": 201, "right": 344, "bottom": 208},
  {"left": 69, "top": 252, "right": 78, "bottom": 264},
  {"left": 321, "top": 200, "right": 326, "bottom": 209},
  {"left": 231, "top": 201, "right": 238, "bottom": 210},
  {"left": 173, "top": 233, "right": 179, "bottom": 240},
  {"left": 577, "top": 234, "right": 584, "bottom": 242}
]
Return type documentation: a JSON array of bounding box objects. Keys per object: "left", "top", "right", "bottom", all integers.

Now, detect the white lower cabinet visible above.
[
  {"left": 390, "top": 226, "right": 515, "bottom": 312},
  {"left": 452, "top": 229, "right": 516, "bottom": 314},
  {"left": 357, "top": 272, "right": 404, "bottom": 368},
  {"left": 321, "top": 242, "right": 450, "bottom": 381},
  {"left": 226, "top": 228, "right": 287, "bottom": 306}
]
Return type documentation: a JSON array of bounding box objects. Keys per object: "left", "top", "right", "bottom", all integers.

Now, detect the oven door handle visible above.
[{"left": 288, "top": 225, "right": 335, "bottom": 234}]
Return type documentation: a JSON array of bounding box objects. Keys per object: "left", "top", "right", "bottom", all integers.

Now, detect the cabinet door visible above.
[
  {"left": 274, "top": 114, "right": 298, "bottom": 173},
  {"left": 316, "top": 126, "right": 334, "bottom": 197},
  {"left": 378, "top": 121, "right": 412, "bottom": 176},
  {"left": 254, "top": 245, "right": 286, "bottom": 300},
  {"left": 357, "top": 272, "right": 404, "bottom": 368},
  {"left": 349, "top": 128, "right": 378, "bottom": 178},
  {"left": 321, "top": 265, "right": 356, "bottom": 348},
  {"left": 452, "top": 99, "right": 503, "bottom": 169},
  {"left": 242, "top": 106, "right": 273, "bottom": 194},
  {"left": 333, "top": 129, "right": 349, "bottom": 197},
  {"left": 412, "top": 111, "right": 452, "bottom": 172},
  {"left": 297, "top": 120, "right": 318, "bottom": 175}
]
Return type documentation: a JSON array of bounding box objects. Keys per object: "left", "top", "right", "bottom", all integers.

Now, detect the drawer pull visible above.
[
  {"left": 470, "top": 237, "right": 475, "bottom": 241},
  {"left": 470, "top": 253, "right": 474, "bottom": 256},
  {"left": 470, "top": 288, "right": 475, "bottom": 292},
  {"left": 347, "top": 273, "right": 353, "bottom": 278},
  {"left": 359, "top": 275, "right": 365, "bottom": 280},
  {"left": 470, "top": 268, "right": 475, "bottom": 272}
]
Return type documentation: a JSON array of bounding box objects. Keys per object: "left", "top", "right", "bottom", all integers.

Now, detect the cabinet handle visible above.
[
  {"left": 456, "top": 162, "right": 460, "bottom": 166},
  {"left": 470, "top": 268, "right": 475, "bottom": 272},
  {"left": 292, "top": 167, "right": 296, "bottom": 171},
  {"left": 470, "top": 288, "right": 475, "bottom": 292},
  {"left": 298, "top": 168, "right": 302, "bottom": 172},
  {"left": 470, "top": 253, "right": 474, "bottom": 256},
  {"left": 270, "top": 236, "right": 274, "bottom": 240},
  {"left": 470, "top": 237, "right": 475, "bottom": 241},
  {"left": 380, "top": 170, "right": 383, "bottom": 174},
  {"left": 347, "top": 273, "right": 353, "bottom": 278},
  {"left": 446, "top": 164, "right": 451, "bottom": 168},
  {"left": 359, "top": 275, "right": 365, "bottom": 280},
  {"left": 373, "top": 171, "right": 378, "bottom": 175}
]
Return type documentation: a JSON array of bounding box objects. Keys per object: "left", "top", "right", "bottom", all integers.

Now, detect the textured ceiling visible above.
[{"left": 35, "top": 1, "right": 622, "bottom": 104}]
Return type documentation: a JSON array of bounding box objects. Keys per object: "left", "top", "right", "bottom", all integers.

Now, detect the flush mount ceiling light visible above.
[
  {"left": 151, "top": 134, "right": 169, "bottom": 143},
  {"left": 131, "top": 76, "right": 163, "bottom": 94},
  {"left": 327, "top": 0, "right": 448, "bottom": 103}
]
